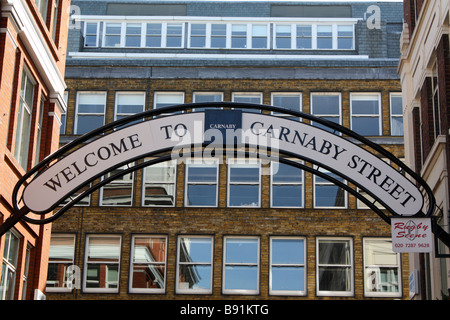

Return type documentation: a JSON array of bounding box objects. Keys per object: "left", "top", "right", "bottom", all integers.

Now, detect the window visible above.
[
  {"left": 190, "top": 24, "right": 206, "bottom": 48},
  {"left": 51, "top": 0, "right": 59, "bottom": 42},
  {"left": 115, "top": 92, "right": 145, "bottom": 121},
  {"left": 34, "top": 97, "right": 45, "bottom": 166},
  {"left": 363, "top": 238, "right": 401, "bottom": 297},
  {"left": 223, "top": 236, "right": 260, "bottom": 295},
  {"left": 142, "top": 160, "right": 176, "bottom": 207},
  {"left": 275, "top": 25, "right": 291, "bottom": 49},
  {"left": 104, "top": 23, "right": 122, "bottom": 47},
  {"left": 317, "top": 237, "right": 353, "bottom": 297},
  {"left": 60, "top": 91, "right": 68, "bottom": 134},
  {"left": 251, "top": 25, "right": 268, "bottom": 49},
  {"left": 166, "top": 23, "right": 183, "bottom": 47},
  {"left": 271, "top": 162, "right": 303, "bottom": 208},
  {"left": 84, "top": 22, "right": 99, "bottom": 47},
  {"left": 130, "top": 235, "right": 167, "bottom": 294},
  {"left": 14, "top": 69, "right": 35, "bottom": 169},
  {"left": 311, "top": 93, "right": 341, "bottom": 133},
  {"left": 390, "top": 93, "right": 403, "bottom": 136},
  {"left": 75, "top": 92, "right": 106, "bottom": 135},
  {"left": 231, "top": 24, "right": 247, "bottom": 48},
  {"left": 357, "top": 188, "right": 385, "bottom": 210},
  {"left": 270, "top": 237, "right": 306, "bottom": 296},
  {"left": 296, "top": 25, "right": 312, "bottom": 49},
  {"left": 83, "top": 235, "right": 121, "bottom": 293},
  {"left": 271, "top": 92, "right": 302, "bottom": 119},
  {"left": 350, "top": 93, "right": 381, "bottom": 136},
  {"left": 100, "top": 165, "right": 134, "bottom": 206},
  {"left": 59, "top": 183, "right": 91, "bottom": 207},
  {"left": 154, "top": 92, "right": 184, "bottom": 112},
  {"left": 431, "top": 62, "right": 440, "bottom": 138},
  {"left": 337, "top": 25, "right": 354, "bottom": 49},
  {"left": 228, "top": 160, "right": 260, "bottom": 207},
  {"left": 317, "top": 25, "right": 333, "bottom": 49},
  {"left": 125, "top": 23, "right": 142, "bottom": 47},
  {"left": 211, "top": 24, "right": 226, "bottom": 48},
  {"left": 193, "top": 92, "right": 223, "bottom": 111},
  {"left": 185, "top": 159, "right": 219, "bottom": 207},
  {"left": 46, "top": 234, "right": 76, "bottom": 292},
  {"left": 0, "top": 230, "right": 20, "bottom": 300},
  {"left": 146, "top": 23, "right": 162, "bottom": 47},
  {"left": 176, "top": 236, "right": 213, "bottom": 294},
  {"left": 232, "top": 92, "right": 262, "bottom": 113},
  {"left": 314, "top": 166, "right": 346, "bottom": 208},
  {"left": 22, "top": 245, "right": 31, "bottom": 300}
]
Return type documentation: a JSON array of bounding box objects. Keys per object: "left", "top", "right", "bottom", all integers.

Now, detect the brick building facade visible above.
[
  {"left": 399, "top": 0, "right": 450, "bottom": 300},
  {"left": 45, "top": 0, "right": 410, "bottom": 300},
  {"left": 0, "top": 0, "right": 70, "bottom": 299}
]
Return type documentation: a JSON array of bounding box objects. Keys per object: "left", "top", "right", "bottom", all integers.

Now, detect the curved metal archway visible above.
[{"left": 1, "top": 102, "right": 447, "bottom": 249}]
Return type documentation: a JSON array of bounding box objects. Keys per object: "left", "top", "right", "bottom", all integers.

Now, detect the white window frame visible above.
[
  {"left": 350, "top": 92, "right": 382, "bottom": 136},
  {"left": 129, "top": 234, "right": 168, "bottom": 294},
  {"left": 14, "top": 68, "right": 35, "bottom": 169},
  {"left": 125, "top": 22, "right": 143, "bottom": 47},
  {"left": 296, "top": 24, "right": 312, "bottom": 49},
  {"left": 227, "top": 160, "right": 261, "bottom": 208},
  {"left": 363, "top": 238, "right": 401, "bottom": 298},
  {"left": 211, "top": 23, "right": 227, "bottom": 48},
  {"left": 309, "top": 92, "right": 342, "bottom": 135},
  {"left": 103, "top": 22, "right": 123, "bottom": 47},
  {"left": 185, "top": 159, "right": 219, "bottom": 207},
  {"left": 274, "top": 24, "right": 293, "bottom": 49},
  {"left": 270, "top": 92, "right": 302, "bottom": 118},
  {"left": 74, "top": 91, "right": 106, "bottom": 135},
  {"left": 83, "top": 234, "right": 122, "bottom": 293},
  {"left": 114, "top": 91, "right": 146, "bottom": 121},
  {"left": 145, "top": 22, "right": 163, "bottom": 48},
  {"left": 270, "top": 161, "right": 304, "bottom": 208},
  {"left": 269, "top": 236, "right": 306, "bottom": 296},
  {"left": 192, "top": 92, "right": 224, "bottom": 111},
  {"left": 316, "top": 237, "right": 354, "bottom": 297},
  {"left": 337, "top": 24, "right": 355, "bottom": 50},
  {"left": 313, "top": 166, "right": 347, "bottom": 209},
  {"left": 1, "top": 230, "right": 21, "bottom": 300},
  {"left": 316, "top": 24, "right": 333, "bottom": 49},
  {"left": 176, "top": 235, "right": 214, "bottom": 295},
  {"left": 232, "top": 92, "right": 263, "bottom": 113},
  {"left": 188, "top": 23, "right": 207, "bottom": 48},
  {"left": 99, "top": 164, "right": 134, "bottom": 207},
  {"left": 230, "top": 24, "right": 248, "bottom": 49},
  {"left": 222, "top": 236, "right": 260, "bottom": 295},
  {"left": 46, "top": 234, "right": 76, "bottom": 292},
  {"left": 83, "top": 21, "right": 99, "bottom": 47},
  {"left": 154, "top": 91, "right": 185, "bottom": 110},
  {"left": 273, "top": 22, "right": 355, "bottom": 50},
  {"left": 251, "top": 24, "right": 269, "bottom": 49},
  {"left": 166, "top": 23, "right": 184, "bottom": 48},
  {"left": 390, "top": 92, "right": 404, "bottom": 136},
  {"left": 232, "top": 92, "right": 263, "bottom": 103},
  {"left": 142, "top": 159, "right": 177, "bottom": 207}
]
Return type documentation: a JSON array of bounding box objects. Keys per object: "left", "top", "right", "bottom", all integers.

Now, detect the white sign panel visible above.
[
  {"left": 242, "top": 113, "right": 424, "bottom": 216},
  {"left": 391, "top": 218, "right": 433, "bottom": 252}
]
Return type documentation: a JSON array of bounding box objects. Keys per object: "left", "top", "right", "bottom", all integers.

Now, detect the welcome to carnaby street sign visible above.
[
  {"left": 22, "top": 109, "right": 423, "bottom": 216},
  {"left": 2, "top": 103, "right": 444, "bottom": 247}
]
